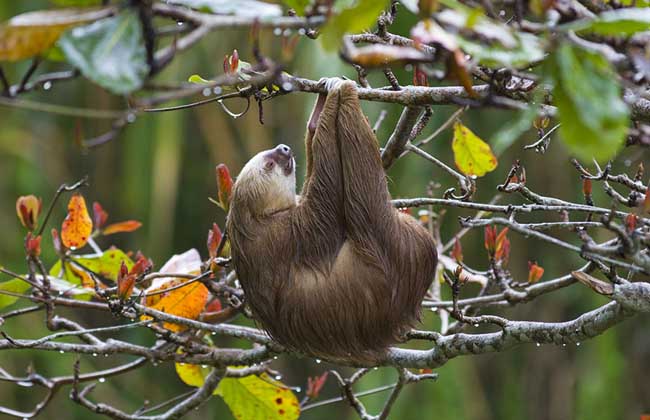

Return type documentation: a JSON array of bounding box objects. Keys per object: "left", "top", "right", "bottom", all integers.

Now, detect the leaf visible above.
[
  {"left": 568, "top": 8, "right": 650, "bottom": 36},
  {"left": 52, "top": 0, "right": 103, "bottom": 5},
  {"left": 0, "top": 279, "right": 31, "bottom": 309},
  {"left": 491, "top": 105, "right": 538, "bottom": 155},
  {"left": 188, "top": 74, "right": 212, "bottom": 84},
  {"left": 141, "top": 249, "right": 208, "bottom": 332},
  {"left": 176, "top": 361, "right": 212, "bottom": 388},
  {"left": 282, "top": 0, "right": 311, "bottom": 15},
  {"left": 166, "top": 0, "right": 282, "bottom": 17},
  {"left": 433, "top": 4, "right": 545, "bottom": 67},
  {"left": 548, "top": 43, "right": 629, "bottom": 162},
  {"left": 320, "top": 0, "right": 388, "bottom": 51},
  {"left": 216, "top": 164, "right": 233, "bottom": 212},
  {"left": 61, "top": 194, "right": 93, "bottom": 250},
  {"left": 456, "top": 32, "right": 545, "bottom": 68},
  {"left": 217, "top": 373, "right": 301, "bottom": 420},
  {"left": 50, "top": 248, "right": 134, "bottom": 286},
  {"left": 58, "top": 8, "right": 149, "bottom": 94},
  {"left": 175, "top": 361, "right": 301, "bottom": 420},
  {"left": 103, "top": 220, "right": 142, "bottom": 235},
  {"left": 452, "top": 122, "right": 498, "bottom": 176},
  {"left": 0, "top": 7, "right": 112, "bottom": 61}
]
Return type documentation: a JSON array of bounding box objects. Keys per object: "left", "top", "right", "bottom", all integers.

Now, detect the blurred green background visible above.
[{"left": 1, "top": 1, "right": 649, "bottom": 419}]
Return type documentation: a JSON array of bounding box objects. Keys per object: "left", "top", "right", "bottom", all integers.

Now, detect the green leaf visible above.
[
  {"left": 456, "top": 32, "right": 545, "bottom": 68},
  {"left": 0, "top": 278, "right": 31, "bottom": 309},
  {"left": 491, "top": 105, "right": 538, "bottom": 155},
  {"left": 58, "top": 8, "right": 149, "bottom": 94},
  {"left": 0, "top": 7, "right": 113, "bottom": 61},
  {"left": 50, "top": 248, "right": 134, "bottom": 286},
  {"left": 548, "top": 43, "right": 629, "bottom": 162},
  {"left": 166, "top": 0, "right": 282, "bottom": 17},
  {"left": 434, "top": 7, "right": 545, "bottom": 67},
  {"left": 52, "top": 0, "right": 103, "bottom": 5},
  {"left": 567, "top": 8, "right": 650, "bottom": 36},
  {"left": 188, "top": 74, "right": 212, "bottom": 84},
  {"left": 282, "top": 0, "right": 311, "bottom": 15},
  {"left": 320, "top": 0, "right": 388, "bottom": 51}
]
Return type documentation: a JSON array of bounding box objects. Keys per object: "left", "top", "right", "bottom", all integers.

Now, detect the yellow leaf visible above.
[
  {"left": 452, "top": 122, "right": 498, "bottom": 177},
  {"left": 141, "top": 249, "right": 208, "bottom": 332},
  {"left": 175, "top": 361, "right": 211, "bottom": 388},
  {"left": 175, "top": 363, "right": 300, "bottom": 420},
  {"left": 217, "top": 373, "right": 300, "bottom": 420},
  {"left": 61, "top": 194, "right": 93, "bottom": 250},
  {"left": 0, "top": 8, "right": 113, "bottom": 61}
]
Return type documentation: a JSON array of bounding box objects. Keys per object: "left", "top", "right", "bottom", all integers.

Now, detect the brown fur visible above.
[{"left": 226, "top": 82, "right": 437, "bottom": 364}]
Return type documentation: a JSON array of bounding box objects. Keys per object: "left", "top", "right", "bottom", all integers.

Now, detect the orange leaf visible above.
[
  {"left": 61, "top": 194, "right": 93, "bottom": 249},
  {"left": 103, "top": 220, "right": 142, "bottom": 235},
  {"left": 143, "top": 281, "right": 208, "bottom": 332},
  {"left": 447, "top": 49, "right": 476, "bottom": 99},
  {"left": 527, "top": 261, "right": 544, "bottom": 283},
  {"left": 141, "top": 249, "right": 208, "bottom": 332}
]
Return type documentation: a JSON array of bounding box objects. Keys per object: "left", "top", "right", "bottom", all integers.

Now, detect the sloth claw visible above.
[{"left": 318, "top": 77, "right": 350, "bottom": 92}]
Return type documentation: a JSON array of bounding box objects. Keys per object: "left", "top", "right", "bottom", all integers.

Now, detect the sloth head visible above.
[{"left": 232, "top": 144, "right": 297, "bottom": 216}]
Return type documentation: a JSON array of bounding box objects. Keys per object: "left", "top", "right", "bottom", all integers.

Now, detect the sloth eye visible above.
[{"left": 264, "top": 161, "right": 275, "bottom": 171}]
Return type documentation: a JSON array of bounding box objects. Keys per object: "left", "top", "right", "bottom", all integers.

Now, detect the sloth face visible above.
[
  {"left": 235, "top": 144, "right": 297, "bottom": 214},
  {"left": 261, "top": 144, "right": 295, "bottom": 177}
]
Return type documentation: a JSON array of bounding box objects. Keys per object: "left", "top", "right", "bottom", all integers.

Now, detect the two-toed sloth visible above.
[{"left": 226, "top": 80, "right": 437, "bottom": 364}]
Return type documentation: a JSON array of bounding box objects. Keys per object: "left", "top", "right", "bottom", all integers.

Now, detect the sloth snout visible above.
[{"left": 275, "top": 144, "right": 292, "bottom": 158}]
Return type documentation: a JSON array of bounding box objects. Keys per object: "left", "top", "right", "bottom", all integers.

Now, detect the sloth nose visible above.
[{"left": 275, "top": 144, "right": 292, "bottom": 157}]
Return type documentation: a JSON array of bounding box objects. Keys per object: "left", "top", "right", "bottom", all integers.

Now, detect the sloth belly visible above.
[{"left": 274, "top": 240, "right": 401, "bottom": 362}]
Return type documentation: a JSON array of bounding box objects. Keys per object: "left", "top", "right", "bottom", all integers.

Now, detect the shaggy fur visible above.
[{"left": 227, "top": 81, "right": 437, "bottom": 364}]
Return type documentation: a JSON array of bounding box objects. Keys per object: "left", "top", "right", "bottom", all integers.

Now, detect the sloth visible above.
[{"left": 226, "top": 80, "right": 437, "bottom": 364}]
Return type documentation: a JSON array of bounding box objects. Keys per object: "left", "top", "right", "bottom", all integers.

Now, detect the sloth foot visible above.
[{"left": 318, "top": 77, "right": 351, "bottom": 92}]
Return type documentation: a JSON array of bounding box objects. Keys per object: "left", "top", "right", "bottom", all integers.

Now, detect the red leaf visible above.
[
  {"left": 484, "top": 226, "right": 497, "bottom": 254},
  {"left": 61, "top": 194, "right": 93, "bottom": 249},
  {"left": 230, "top": 49, "right": 239, "bottom": 73},
  {"left": 117, "top": 261, "right": 136, "bottom": 300},
  {"left": 216, "top": 164, "right": 233, "bottom": 212},
  {"left": 413, "top": 65, "right": 428, "bottom": 87},
  {"left": 92, "top": 201, "right": 109, "bottom": 229},
  {"left": 307, "top": 372, "right": 328, "bottom": 399},
  {"left": 25, "top": 232, "right": 41, "bottom": 257},
  {"left": 204, "top": 298, "right": 222, "bottom": 313},
  {"left": 131, "top": 254, "right": 153, "bottom": 277},
  {"left": 527, "top": 261, "right": 544, "bottom": 283},
  {"left": 15, "top": 195, "right": 42, "bottom": 231},
  {"left": 103, "top": 220, "right": 142, "bottom": 235},
  {"left": 451, "top": 238, "right": 463, "bottom": 263},
  {"left": 494, "top": 228, "right": 510, "bottom": 265},
  {"left": 582, "top": 179, "right": 593, "bottom": 196},
  {"left": 207, "top": 223, "right": 223, "bottom": 259},
  {"left": 625, "top": 214, "right": 638, "bottom": 234}
]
